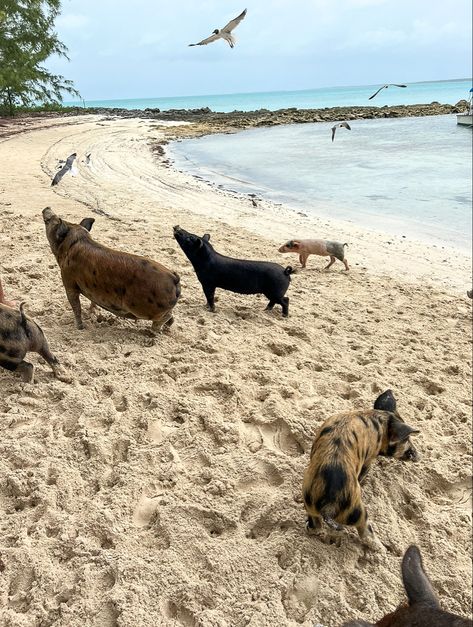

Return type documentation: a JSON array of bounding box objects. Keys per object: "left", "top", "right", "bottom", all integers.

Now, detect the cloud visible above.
[{"left": 56, "top": 14, "right": 89, "bottom": 30}]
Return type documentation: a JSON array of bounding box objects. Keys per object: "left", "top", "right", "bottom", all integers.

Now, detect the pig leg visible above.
[
  {"left": 265, "top": 300, "right": 276, "bottom": 311},
  {"left": 306, "top": 514, "right": 322, "bottom": 532},
  {"left": 324, "top": 256, "right": 336, "bottom": 270},
  {"left": 151, "top": 310, "right": 174, "bottom": 334},
  {"left": 343, "top": 258, "right": 350, "bottom": 271},
  {"left": 0, "top": 358, "right": 34, "bottom": 383},
  {"left": 300, "top": 253, "right": 308, "bottom": 268},
  {"left": 279, "top": 296, "right": 289, "bottom": 317},
  {"left": 352, "top": 504, "right": 381, "bottom": 549},
  {"left": 358, "top": 464, "right": 371, "bottom": 485},
  {"left": 38, "top": 343, "right": 71, "bottom": 383},
  {"left": 65, "top": 287, "right": 84, "bottom": 329},
  {"left": 202, "top": 285, "right": 216, "bottom": 312}
]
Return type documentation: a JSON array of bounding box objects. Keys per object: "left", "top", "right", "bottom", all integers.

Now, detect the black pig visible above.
[{"left": 173, "top": 226, "right": 295, "bottom": 316}]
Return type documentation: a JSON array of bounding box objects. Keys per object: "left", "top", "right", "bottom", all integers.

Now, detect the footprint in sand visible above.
[
  {"left": 162, "top": 600, "right": 197, "bottom": 626},
  {"left": 133, "top": 495, "right": 159, "bottom": 528},
  {"left": 238, "top": 459, "right": 284, "bottom": 489},
  {"left": 243, "top": 419, "right": 304, "bottom": 456}
]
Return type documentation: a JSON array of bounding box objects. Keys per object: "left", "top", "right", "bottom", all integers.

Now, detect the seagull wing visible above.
[
  {"left": 368, "top": 85, "right": 386, "bottom": 100},
  {"left": 189, "top": 32, "right": 221, "bottom": 46},
  {"left": 221, "top": 8, "right": 247, "bottom": 33},
  {"left": 341, "top": 122, "right": 351, "bottom": 130},
  {"left": 331, "top": 127, "right": 336, "bottom": 142},
  {"left": 65, "top": 153, "right": 77, "bottom": 168},
  {"left": 391, "top": 84, "right": 407, "bottom": 88}
]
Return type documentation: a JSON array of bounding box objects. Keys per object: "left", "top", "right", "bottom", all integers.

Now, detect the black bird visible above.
[{"left": 369, "top": 84, "right": 407, "bottom": 100}]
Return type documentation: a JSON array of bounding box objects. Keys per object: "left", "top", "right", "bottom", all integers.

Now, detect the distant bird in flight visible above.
[
  {"left": 331, "top": 122, "right": 351, "bottom": 142},
  {"left": 369, "top": 84, "right": 407, "bottom": 100},
  {"left": 189, "top": 9, "right": 247, "bottom": 48}
]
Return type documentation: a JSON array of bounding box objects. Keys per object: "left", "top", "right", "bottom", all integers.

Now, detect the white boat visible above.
[{"left": 457, "top": 88, "right": 473, "bottom": 126}]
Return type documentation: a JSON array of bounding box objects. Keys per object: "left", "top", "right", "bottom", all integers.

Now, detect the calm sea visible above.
[
  {"left": 169, "top": 114, "right": 472, "bottom": 252},
  {"left": 68, "top": 79, "right": 472, "bottom": 112}
]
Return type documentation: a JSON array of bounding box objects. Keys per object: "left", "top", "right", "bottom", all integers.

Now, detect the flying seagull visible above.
[
  {"left": 369, "top": 84, "right": 407, "bottom": 100},
  {"left": 189, "top": 9, "right": 247, "bottom": 48},
  {"left": 51, "top": 153, "right": 77, "bottom": 186},
  {"left": 331, "top": 122, "right": 351, "bottom": 142}
]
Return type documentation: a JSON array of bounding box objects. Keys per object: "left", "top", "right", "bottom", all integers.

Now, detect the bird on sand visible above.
[
  {"left": 369, "top": 84, "right": 407, "bottom": 100},
  {"left": 331, "top": 122, "right": 351, "bottom": 142},
  {"left": 189, "top": 9, "right": 247, "bottom": 48}
]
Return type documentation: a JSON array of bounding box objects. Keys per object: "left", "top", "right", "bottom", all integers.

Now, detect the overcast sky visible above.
[{"left": 47, "top": 0, "right": 472, "bottom": 102}]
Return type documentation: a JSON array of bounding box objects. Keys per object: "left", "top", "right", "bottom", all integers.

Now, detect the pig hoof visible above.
[
  {"left": 20, "top": 364, "right": 35, "bottom": 383},
  {"left": 164, "top": 316, "right": 174, "bottom": 328},
  {"left": 55, "top": 369, "right": 72, "bottom": 384},
  {"left": 207, "top": 305, "right": 216, "bottom": 313},
  {"left": 76, "top": 322, "right": 85, "bottom": 330}
]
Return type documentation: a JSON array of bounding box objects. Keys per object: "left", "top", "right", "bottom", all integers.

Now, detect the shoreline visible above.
[
  {"left": 164, "top": 118, "right": 472, "bottom": 258},
  {"left": 147, "top": 117, "right": 472, "bottom": 294},
  {"left": 0, "top": 115, "right": 471, "bottom": 626}
]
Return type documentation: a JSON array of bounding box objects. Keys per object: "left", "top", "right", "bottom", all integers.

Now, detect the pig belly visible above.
[{"left": 79, "top": 287, "right": 138, "bottom": 319}]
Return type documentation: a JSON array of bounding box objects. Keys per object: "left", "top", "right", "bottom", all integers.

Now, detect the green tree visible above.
[{"left": 0, "top": 0, "right": 79, "bottom": 116}]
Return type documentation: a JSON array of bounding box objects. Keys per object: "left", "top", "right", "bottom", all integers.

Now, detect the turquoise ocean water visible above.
[
  {"left": 169, "top": 114, "right": 472, "bottom": 252},
  {"left": 69, "top": 79, "right": 472, "bottom": 112}
]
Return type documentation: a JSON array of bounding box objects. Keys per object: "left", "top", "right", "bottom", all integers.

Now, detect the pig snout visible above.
[
  {"left": 278, "top": 244, "right": 290, "bottom": 253},
  {"left": 42, "top": 207, "right": 54, "bottom": 221},
  {"left": 402, "top": 446, "right": 419, "bottom": 462}
]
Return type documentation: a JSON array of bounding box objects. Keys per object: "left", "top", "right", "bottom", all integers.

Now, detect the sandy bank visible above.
[{"left": 0, "top": 115, "right": 471, "bottom": 627}]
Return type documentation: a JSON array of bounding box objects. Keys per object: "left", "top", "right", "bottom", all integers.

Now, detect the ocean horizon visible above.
[{"left": 66, "top": 78, "right": 472, "bottom": 113}]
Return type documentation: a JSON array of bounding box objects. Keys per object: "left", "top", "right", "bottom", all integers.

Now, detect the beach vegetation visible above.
[{"left": 0, "top": 0, "right": 79, "bottom": 116}]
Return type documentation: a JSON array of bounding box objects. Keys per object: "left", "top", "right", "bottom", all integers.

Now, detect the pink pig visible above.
[{"left": 278, "top": 239, "right": 349, "bottom": 271}]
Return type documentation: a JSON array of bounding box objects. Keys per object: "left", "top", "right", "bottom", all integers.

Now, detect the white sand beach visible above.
[{"left": 0, "top": 115, "right": 471, "bottom": 626}]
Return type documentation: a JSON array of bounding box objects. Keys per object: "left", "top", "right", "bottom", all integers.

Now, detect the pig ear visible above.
[
  {"left": 374, "top": 389, "right": 397, "bottom": 412},
  {"left": 292, "top": 240, "right": 301, "bottom": 249},
  {"left": 56, "top": 220, "right": 70, "bottom": 243},
  {"left": 202, "top": 233, "right": 210, "bottom": 242},
  {"left": 388, "top": 416, "right": 420, "bottom": 444},
  {"left": 80, "top": 218, "right": 95, "bottom": 232},
  {"left": 402, "top": 545, "right": 439, "bottom": 608}
]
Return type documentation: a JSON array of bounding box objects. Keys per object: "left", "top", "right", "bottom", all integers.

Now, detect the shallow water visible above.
[
  {"left": 169, "top": 115, "right": 472, "bottom": 252},
  {"left": 68, "top": 79, "right": 472, "bottom": 112}
]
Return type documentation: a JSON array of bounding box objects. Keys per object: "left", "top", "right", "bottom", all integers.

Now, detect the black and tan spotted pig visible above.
[
  {"left": 0, "top": 302, "right": 71, "bottom": 383},
  {"left": 302, "top": 390, "right": 419, "bottom": 546}
]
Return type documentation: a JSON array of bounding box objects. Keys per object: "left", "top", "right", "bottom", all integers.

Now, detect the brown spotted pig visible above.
[
  {"left": 302, "top": 390, "right": 419, "bottom": 546},
  {"left": 42, "top": 208, "right": 180, "bottom": 332},
  {"left": 278, "top": 239, "right": 349, "bottom": 270},
  {"left": 343, "top": 545, "right": 472, "bottom": 626},
  {"left": 0, "top": 302, "right": 71, "bottom": 383}
]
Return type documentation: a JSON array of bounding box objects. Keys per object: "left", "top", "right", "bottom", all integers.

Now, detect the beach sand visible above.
[{"left": 0, "top": 115, "right": 471, "bottom": 626}]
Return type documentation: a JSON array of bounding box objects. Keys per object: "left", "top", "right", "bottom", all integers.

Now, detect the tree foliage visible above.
[{"left": 0, "top": 0, "right": 79, "bottom": 116}]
